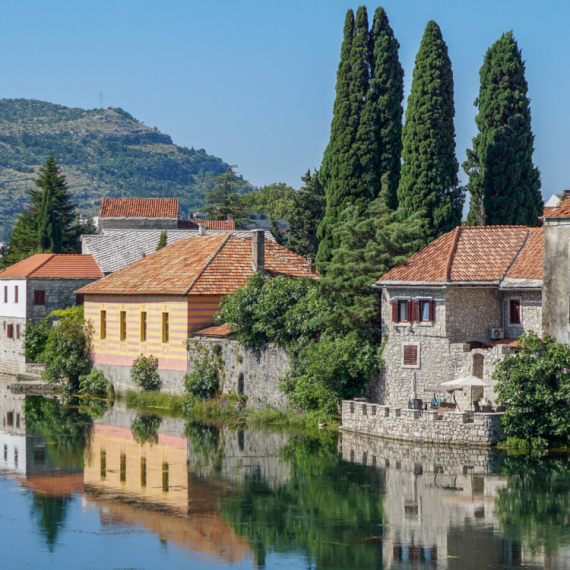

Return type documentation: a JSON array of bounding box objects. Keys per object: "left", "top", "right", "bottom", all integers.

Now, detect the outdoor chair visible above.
[{"left": 430, "top": 397, "right": 442, "bottom": 409}]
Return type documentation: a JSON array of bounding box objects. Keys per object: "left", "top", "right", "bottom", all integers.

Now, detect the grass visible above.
[{"left": 125, "top": 390, "right": 340, "bottom": 431}]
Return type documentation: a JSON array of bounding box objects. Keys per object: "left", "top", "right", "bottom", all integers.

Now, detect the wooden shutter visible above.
[
  {"left": 429, "top": 300, "right": 436, "bottom": 322},
  {"left": 404, "top": 345, "right": 411, "bottom": 365},
  {"left": 7, "top": 324, "right": 13, "bottom": 339},
  {"left": 16, "top": 325, "right": 20, "bottom": 339},
  {"left": 34, "top": 290, "right": 45, "bottom": 305},
  {"left": 75, "top": 294, "right": 84, "bottom": 306},
  {"left": 410, "top": 346, "right": 418, "bottom": 365},
  {"left": 407, "top": 301, "right": 413, "bottom": 322},
  {"left": 3, "top": 286, "right": 7, "bottom": 303},
  {"left": 411, "top": 300, "right": 419, "bottom": 322},
  {"left": 14, "top": 286, "right": 18, "bottom": 303},
  {"left": 392, "top": 301, "right": 398, "bottom": 323}
]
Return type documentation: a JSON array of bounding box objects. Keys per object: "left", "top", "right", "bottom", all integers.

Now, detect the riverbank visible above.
[{"left": 125, "top": 390, "right": 340, "bottom": 431}]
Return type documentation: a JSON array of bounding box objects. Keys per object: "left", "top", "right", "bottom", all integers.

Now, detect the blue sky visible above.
[{"left": 2, "top": 1, "right": 568, "bottom": 201}]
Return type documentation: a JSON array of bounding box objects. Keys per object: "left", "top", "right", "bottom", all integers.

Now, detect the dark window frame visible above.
[{"left": 510, "top": 299, "right": 522, "bottom": 325}]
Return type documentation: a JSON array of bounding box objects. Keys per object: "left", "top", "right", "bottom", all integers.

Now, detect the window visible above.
[
  {"left": 100, "top": 311, "right": 107, "bottom": 339},
  {"left": 7, "top": 412, "right": 13, "bottom": 426},
  {"left": 120, "top": 311, "right": 127, "bottom": 341},
  {"left": 75, "top": 294, "right": 84, "bottom": 306},
  {"left": 6, "top": 324, "right": 13, "bottom": 339},
  {"left": 14, "top": 286, "right": 18, "bottom": 303},
  {"left": 140, "top": 456, "right": 147, "bottom": 488},
  {"left": 162, "top": 461, "right": 169, "bottom": 492},
  {"left": 420, "top": 301, "right": 430, "bottom": 322},
  {"left": 16, "top": 325, "right": 20, "bottom": 340},
  {"left": 120, "top": 453, "right": 127, "bottom": 483},
  {"left": 392, "top": 300, "right": 435, "bottom": 323},
  {"left": 100, "top": 449, "right": 107, "bottom": 480},
  {"left": 392, "top": 300, "right": 410, "bottom": 323},
  {"left": 403, "top": 345, "right": 418, "bottom": 366},
  {"left": 162, "top": 312, "right": 169, "bottom": 343},
  {"left": 510, "top": 299, "right": 521, "bottom": 325},
  {"left": 3, "top": 286, "right": 7, "bottom": 303},
  {"left": 140, "top": 312, "right": 147, "bottom": 342},
  {"left": 33, "top": 290, "right": 45, "bottom": 305}
]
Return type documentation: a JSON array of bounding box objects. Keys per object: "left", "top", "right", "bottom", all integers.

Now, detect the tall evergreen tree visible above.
[
  {"left": 367, "top": 7, "right": 404, "bottom": 210},
  {"left": 464, "top": 32, "right": 542, "bottom": 226},
  {"left": 156, "top": 230, "right": 167, "bottom": 250},
  {"left": 397, "top": 21, "right": 464, "bottom": 242},
  {"left": 36, "top": 182, "right": 62, "bottom": 253},
  {"left": 287, "top": 170, "right": 326, "bottom": 258}
]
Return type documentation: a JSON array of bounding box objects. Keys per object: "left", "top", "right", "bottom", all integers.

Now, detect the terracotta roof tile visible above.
[
  {"left": 192, "top": 324, "right": 233, "bottom": 338},
  {"left": 0, "top": 254, "right": 103, "bottom": 279},
  {"left": 178, "top": 220, "right": 236, "bottom": 230},
  {"left": 76, "top": 235, "right": 317, "bottom": 296},
  {"left": 99, "top": 198, "right": 179, "bottom": 218},
  {"left": 542, "top": 200, "right": 570, "bottom": 218},
  {"left": 543, "top": 206, "right": 558, "bottom": 217},
  {"left": 378, "top": 226, "right": 531, "bottom": 284},
  {"left": 505, "top": 228, "right": 543, "bottom": 281}
]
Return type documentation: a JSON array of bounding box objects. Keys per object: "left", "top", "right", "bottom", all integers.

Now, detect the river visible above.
[{"left": 1, "top": 381, "right": 569, "bottom": 569}]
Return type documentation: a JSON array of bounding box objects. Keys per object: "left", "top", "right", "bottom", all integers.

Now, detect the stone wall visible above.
[
  {"left": 341, "top": 400, "right": 506, "bottom": 446},
  {"left": 26, "top": 278, "right": 96, "bottom": 321},
  {"left": 0, "top": 317, "right": 26, "bottom": 375},
  {"left": 98, "top": 217, "right": 178, "bottom": 232},
  {"left": 503, "top": 290, "right": 542, "bottom": 339},
  {"left": 187, "top": 338, "right": 290, "bottom": 408}
]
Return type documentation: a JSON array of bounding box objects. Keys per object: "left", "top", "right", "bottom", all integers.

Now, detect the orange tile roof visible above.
[
  {"left": 0, "top": 254, "right": 103, "bottom": 279},
  {"left": 542, "top": 200, "right": 570, "bottom": 218},
  {"left": 505, "top": 228, "right": 543, "bottom": 281},
  {"left": 76, "top": 235, "right": 317, "bottom": 296},
  {"left": 193, "top": 324, "right": 233, "bottom": 338},
  {"left": 178, "top": 220, "right": 236, "bottom": 230},
  {"left": 99, "top": 197, "right": 179, "bottom": 218},
  {"left": 378, "top": 226, "right": 532, "bottom": 284},
  {"left": 543, "top": 206, "right": 558, "bottom": 217}
]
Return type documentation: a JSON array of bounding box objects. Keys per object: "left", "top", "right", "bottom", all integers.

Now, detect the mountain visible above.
[{"left": 0, "top": 98, "right": 233, "bottom": 240}]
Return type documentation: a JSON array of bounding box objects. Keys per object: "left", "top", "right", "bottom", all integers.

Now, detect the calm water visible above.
[{"left": 1, "top": 383, "right": 570, "bottom": 569}]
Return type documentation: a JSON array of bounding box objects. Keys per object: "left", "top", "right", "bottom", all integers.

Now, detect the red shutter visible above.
[
  {"left": 392, "top": 301, "right": 398, "bottom": 323},
  {"left": 510, "top": 300, "right": 521, "bottom": 324},
  {"left": 7, "top": 324, "right": 13, "bottom": 339},
  {"left": 14, "top": 286, "right": 18, "bottom": 303},
  {"left": 16, "top": 325, "right": 20, "bottom": 339},
  {"left": 404, "top": 346, "right": 411, "bottom": 364},
  {"left": 34, "top": 290, "right": 45, "bottom": 305},
  {"left": 411, "top": 300, "right": 419, "bottom": 322},
  {"left": 429, "top": 300, "right": 436, "bottom": 322},
  {"left": 407, "top": 301, "right": 413, "bottom": 322},
  {"left": 410, "top": 346, "right": 418, "bottom": 365},
  {"left": 3, "top": 286, "right": 6, "bottom": 303},
  {"left": 75, "top": 294, "right": 84, "bottom": 306}
]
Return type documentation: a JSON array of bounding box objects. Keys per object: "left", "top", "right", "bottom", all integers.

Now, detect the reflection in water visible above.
[{"left": 2, "top": 383, "right": 570, "bottom": 568}]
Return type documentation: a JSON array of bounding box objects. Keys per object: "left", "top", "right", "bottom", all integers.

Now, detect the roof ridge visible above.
[
  {"left": 502, "top": 228, "right": 532, "bottom": 282},
  {"left": 445, "top": 227, "right": 461, "bottom": 281},
  {"left": 27, "top": 253, "right": 55, "bottom": 277},
  {"left": 184, "top": 234, "right": 231, "bottom": 295}
]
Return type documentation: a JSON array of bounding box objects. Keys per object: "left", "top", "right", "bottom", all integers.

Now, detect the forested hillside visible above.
[{"left": 0, "top": 99, "right": 232, "bottom": 240}]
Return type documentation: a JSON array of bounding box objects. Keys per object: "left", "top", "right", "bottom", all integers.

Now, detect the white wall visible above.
[
  {"left": 0, "top": 280, "right": 27, "bottom": 318},
  {"left": 0, "top": 432, "right": 27, "bottom": 474}
]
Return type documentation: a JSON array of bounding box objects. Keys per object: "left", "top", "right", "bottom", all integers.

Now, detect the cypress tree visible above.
[
  {"left": 368, "top": 7, "right": 404, "bottom": 209},
  {"left": 287, "top": 169, "right": 326, "bottom": 258},
  {"left": 37, "top": 183, "right": 62, "bottom": 253},
  {"left": 464, "top": 32, "right": 542, "bottom": 226},
  {"left": 397, "top": 21, "right": 464, "bottom": 242},
  {"left": 156, "top": 230, "right": 167, "bottom": 250}
]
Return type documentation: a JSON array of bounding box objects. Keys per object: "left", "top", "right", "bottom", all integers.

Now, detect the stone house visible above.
[
  {"left": 76, "top": 230, "right": 316, "bottom": 392},
  {"left": 374, "top": 225, "right": 543, "bottom": 409},
  {"left": 0, "top": 254, "right": 103, "bottom": 375},
  {"left": 97, "top": 197, "right": 181, "bottom": 232}
]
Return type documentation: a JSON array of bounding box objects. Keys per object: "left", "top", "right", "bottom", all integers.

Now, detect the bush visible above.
[
  {"left": 78, "top": 369, "right": 110, "bottom": 397},
  {"left": 41, "top": 306, "right": 92, "bottom": 392},
  {"left": 494, "top": 331, "right": 570, "bottom": 447},
  {"left": 131, "top": 355, "right": 161, "bottom": 391},
  {"left": 130, "top": 413, "right": 162, "bottom": 445},
  {"left": 184, "top": 353, "right": 220, "bottom": 399},
  {"left": 23, "top": 318, "right": 52, "bottom": 363},
  {"left": 280, "top": 335, "right": 383, "bottom": 415}
]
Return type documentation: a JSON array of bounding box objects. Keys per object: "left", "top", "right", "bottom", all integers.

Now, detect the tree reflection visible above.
[
  {"left": 495, "top": 454, "right": 570, "bottom": 553},
  {"left": 30, "top": 494, "right": 72, "bottom": 553},
  {"left": 220, "top": 434, "right": 384, "bottom": 569},
  {"left": 130, "top": 413, "right": 162, "bottom": 445}
]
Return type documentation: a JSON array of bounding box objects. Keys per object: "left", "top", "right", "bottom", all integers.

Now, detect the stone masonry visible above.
[{"left": 341, "top": 400, "right": 506, "bottom": 446}]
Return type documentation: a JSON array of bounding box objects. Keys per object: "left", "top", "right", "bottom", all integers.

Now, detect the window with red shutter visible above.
[
  {"left": 403, "top": 345, "right": 418, "bottom": 366},
  {"left": 34, "top": 290, "right": 45, "bottom": 305},
  {"left": 428, "top": 300, "right": 436, "bottom": 322},
  {"left": 392, "top": 302, "right": 398, "bottom": 323},
  {"left": 16, "top": 325, "right": 20, "bottom": 339},
  {"left": 404, "top": 346, "right": 411, "bottom": 365},
  {"left": 510, "top": 299, "right": 521, "bottom": 325},
  {"left": 411, "top": 300, "right": 419, "bottom": 322},
  {"left": 7, "top": 324, "right": 13, "bottom": 339},
  {"left": 75, "top": 294, "right": 84, "bottom": 306},
  {"left": 14, "top": 286, "right": 18, "bottom": 303}
]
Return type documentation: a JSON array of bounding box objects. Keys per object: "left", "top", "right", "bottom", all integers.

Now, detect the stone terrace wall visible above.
[
  {"left": 341, "top": 400, "right": 506, "bottom": 446},
  {"left": 0, "top": 317, "right": 26, "bottom": 375}
]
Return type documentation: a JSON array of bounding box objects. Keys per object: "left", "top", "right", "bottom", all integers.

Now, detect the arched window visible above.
[{"left": 237, "top": 373, "right": 244, "bottom": 395}]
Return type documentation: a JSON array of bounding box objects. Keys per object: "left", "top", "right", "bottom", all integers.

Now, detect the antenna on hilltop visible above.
[{"left": 99, "top": 91, "right": 103, "bottom": 110}]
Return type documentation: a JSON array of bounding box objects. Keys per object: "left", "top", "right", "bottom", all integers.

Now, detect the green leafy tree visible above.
[
  {"left": 367, "top": 7, "right": 404, "bottom": 209},
  {"left": 321, "top": 198, "right": 424, "bottom": 342},
  {"left": 23, "top": 317, "right": 52, "bottom": 363},
  {"left": 494, "top": 332, "right": 570, "bottom": 447},
  {"left": 242, "top": 182, "right": 295, "bottom": 222},
  {"left": 287, "top": 169, "right": 326, "bottom": 258},
  {"left": 397, "top": 21, "right": 464, "bottom": 243},
  {"left": 156, "top": 229, "right": 167, "bottom": 250},
  {"left": 200, "top": 165, "right": 248, "bottom": 227},
  {"left": 465, "top": 32, "right": 542, "bottom": 226}
]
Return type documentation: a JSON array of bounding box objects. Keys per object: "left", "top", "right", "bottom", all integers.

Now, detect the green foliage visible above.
[
  {"left": 242, "top": 182, "right": 295, "bottom": 222},
  {"left": 131, "top": 354, "right": 161, "bottom": 391},
  {"left": 281, "top": 335, "right": 382, "bottom": 415},
  {"left": 368, "top": 7, "right": 404, "bottom": 210},
  {"left": 130, "top": 413, "right": 162, "bottom": 445},
  {"left": 156, "top": 229, "right": 167, "bottom": 250},
  {"left": 40, "top": 306, "right": 92, "bottom": 392},
  {"left": 465, "top": 32, "right": 542, "bottom": 226},
  {"left": 321, "top": 199, "right": 424, "bottom": 342},
  {"left": 184, "top": 352, "right": 220, "bottom": 400},
  {"left": 494, "top": 332, "right": 570, "bottom": 447},
  {"left": 286, "top": 169, "right": 326, "bottom": 258},
  {"left": 397, "top": 21, "right": 464, "bottom": 243},
  {"left": 125, "top": 390, "right": 186, "bottom": 416},
  {"left": 23, "top": 317, "right": 52, "bottom": 363},
  {"left": 269, "top": 219, "right": 287, "bottom": 245},
  {"left": 0, "top": 99, "right": 229, "bottom": 242},
  {"left": 78, "top": 368, "right": 110, "bottom": 397},
  {"left": 199, "top": 165, "right": 249, "bottom": 227}
]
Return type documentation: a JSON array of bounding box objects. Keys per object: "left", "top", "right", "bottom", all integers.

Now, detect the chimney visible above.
[
  {"left": 227, "top": 214, "right": 234, "bottom": 221},
  {"left": 252, "top": 229, "right": 265, "bottom": 272},
  {"left": 198, "top": 222, "right": 206, "bottom": 236},
  {"left": 307, "top": 258, "right": 316, "bottom": 274}
]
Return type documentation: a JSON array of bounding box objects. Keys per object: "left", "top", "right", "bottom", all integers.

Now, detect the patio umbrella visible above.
[
  {"left": 411, "top": 371, "right": 417, "bottom": 401},
  {"left": 443, "top": 376, "right": 492, "bottom": 412},
  {"left": 423, "top": 386, "right": 464, "bottom": 410}
]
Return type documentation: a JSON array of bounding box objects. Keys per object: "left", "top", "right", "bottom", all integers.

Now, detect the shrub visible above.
[
  {"left": 280, "top": 335, "right": 383, "bottom": 415},
  {"left": 78, "top": 369, "right": 110, "bottom": 397},
  {"left": 184, "top": 353, "right": 220, "bottom": 399},
  {"left": 41, "top": 306, "right": 92, "bottom": 392},
  {"left": 130, "top": 413, "right": 162, "bottom": 445},
  {"left": 494, "top": 332, "right": 570, "bottom": 447},
  {"left": 131, "top": 354, "right": 160, "bottom": 391},
  {"left": 23, "top": 318, "right": 52, "bottom": 363}
]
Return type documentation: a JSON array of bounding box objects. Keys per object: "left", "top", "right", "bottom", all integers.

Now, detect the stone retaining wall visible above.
[{"left": 341, "top": 400, "right": 506, "bottom": 446}]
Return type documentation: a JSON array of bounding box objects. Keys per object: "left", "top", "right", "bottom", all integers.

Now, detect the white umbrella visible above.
[
  {"left": 443, "top": 376, "right": 492, "bottom": 412},
  {"left": 411, "top": 371, "right": 417, "bottom": 401}
]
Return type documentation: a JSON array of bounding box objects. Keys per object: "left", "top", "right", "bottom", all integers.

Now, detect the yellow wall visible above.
[{"left": 84, "top": 295, "right": 223, "bottom": 370}]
